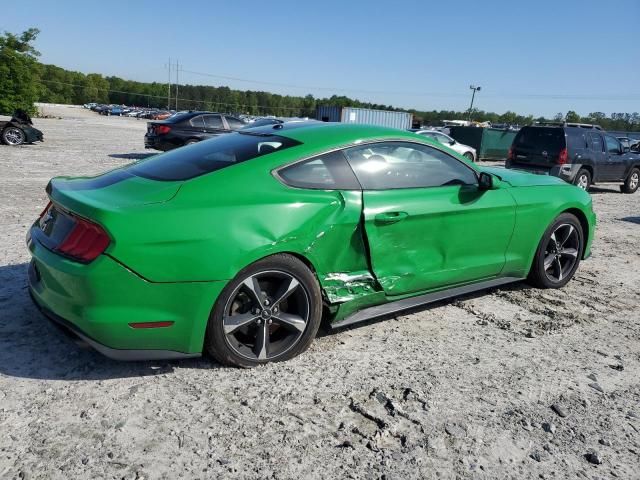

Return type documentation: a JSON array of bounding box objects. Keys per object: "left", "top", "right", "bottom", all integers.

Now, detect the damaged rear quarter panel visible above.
[{"left": 110, "top": 156, "right": 374, "bottom": 286}]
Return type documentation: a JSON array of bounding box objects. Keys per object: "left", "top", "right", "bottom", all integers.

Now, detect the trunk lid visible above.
[{"left": 47, "top": 168, "right": 182, "bottom": 219}]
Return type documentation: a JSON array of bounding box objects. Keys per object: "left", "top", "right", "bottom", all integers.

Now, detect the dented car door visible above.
[{"left": 344, "top": 141, "right": 516, "bottom": 296}]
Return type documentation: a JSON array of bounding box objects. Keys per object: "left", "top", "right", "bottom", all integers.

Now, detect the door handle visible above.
[{"left": 375, "top": 211, "right": 408, "bottom": 224}]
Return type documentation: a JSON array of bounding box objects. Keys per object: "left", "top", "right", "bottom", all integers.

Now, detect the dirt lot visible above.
[{"left": 1, "top": 104, "right": 639, "bottom": 480}]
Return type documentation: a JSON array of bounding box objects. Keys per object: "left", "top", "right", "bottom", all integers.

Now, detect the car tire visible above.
[
  {"left": 2, "top": 127, "right": 26, "bottom": 146},
  {"left": 621, "top": 168, "right": 639, "bottom": 194},
  {"left": 527, "top": 213, "right": 584, "bottom": 289},
  {"left": 573, "top": 169, "right": 591, "bottom": 191},
  {"left": 205, "top": 254, "right": 322, "bottom": 367},
  {"left": 463, "top": 151, "right": 475, "bottom": 162}
]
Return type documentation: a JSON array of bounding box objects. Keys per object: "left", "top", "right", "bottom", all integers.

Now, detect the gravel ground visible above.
[{"left": 1, "top": 105, "right": 639, "bottom": 480}]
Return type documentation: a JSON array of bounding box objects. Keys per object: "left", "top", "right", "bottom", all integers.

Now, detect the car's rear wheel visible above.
[
  {"left": 2, "top": 127, "right": 26, "bottom": 145},
  {"left": 622, "top": 168, "right": 639, "bottom": 194},
  {"left": 463, "top": 151, "right": 475, "bottom": 162},
  {"left": 573, "top": 169, "right": 591, "bottom": 191},
  {"left": 528, "top": 213, "right": 584, "bottom": 289},
  {"left": 205, "top": 254, "right": 322, "bottom": 367}
]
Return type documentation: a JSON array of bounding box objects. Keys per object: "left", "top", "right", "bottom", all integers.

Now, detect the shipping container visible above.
[{"left": 316, "top": 106, "right": 412, "bottom": 130}]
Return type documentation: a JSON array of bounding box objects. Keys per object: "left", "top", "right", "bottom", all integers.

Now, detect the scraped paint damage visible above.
[{"left": 322, "top": 271, "right": 378, "bottom": 304}]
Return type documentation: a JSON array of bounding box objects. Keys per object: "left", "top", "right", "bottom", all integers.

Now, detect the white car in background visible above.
[{"left": 412, "top": 129, "right": 477, "bottom": 162}]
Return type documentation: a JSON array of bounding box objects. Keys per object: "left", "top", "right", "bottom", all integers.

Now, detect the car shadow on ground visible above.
[
  {"left": 0, "top": 262, "right": 219, "bottom": 381},
  {"left": 588, "top": 185, "right": 622, "bottom": 194},
  {"left": 620, "top": 216, "right": 640, "bottom": 225},
  {"left": 108, "top": 153, "right": 157, "bottom": 160},
  {"left": 2, "top": 261, "right": 531, "bottom": 379},
  {"left": 323, "top": 281, "right": 530, "bottom": 335}
]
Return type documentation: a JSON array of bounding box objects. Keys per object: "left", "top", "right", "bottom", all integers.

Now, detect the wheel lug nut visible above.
[
  {"left": 268, "top": 319, "right": 273, "bottom": 325},
  {"left": 264, "top": 300, "right": 270, "bottom": 306},
  {"left": 256, "top": 319, "right": 262, "bottom": 325}
]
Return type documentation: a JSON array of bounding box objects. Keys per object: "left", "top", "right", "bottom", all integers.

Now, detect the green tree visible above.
[
  {"left": 0, "top": 28, "right": 41, "bottom": 115},
  {"left": 565, "top": 110, "right": 581, "bottom": 123}
]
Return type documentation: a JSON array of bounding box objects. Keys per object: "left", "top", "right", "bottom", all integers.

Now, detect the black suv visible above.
[
  {"left": 144, "top": 111, "right": 246, "bottom": 151},
  {"left": 506, "top": 122, "right": 640, "bottom": 193}
]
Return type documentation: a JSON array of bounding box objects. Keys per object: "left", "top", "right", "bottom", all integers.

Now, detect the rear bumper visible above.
[
  {"left": 144, "top": 134, "right": 176, "bottom": 151},
  {"left": 27, "top": 232, "right": 226, "bottom": 360},
  {"left": 30, "top": 285, "right": 199, "bottom": 361}
]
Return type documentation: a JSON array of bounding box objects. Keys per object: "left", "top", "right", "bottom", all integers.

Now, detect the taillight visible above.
[
  {"left": 557, "top": 148, "right": 568, "bottom": 165},
  {"left": 507, "top": 147, "right": 514, "bottom": 161},
  {"left": 57, "top": 216, "right": 110, "bottom": 262},
  {"left": 156, "top": 125, "right": 171, "bottom": 135}
]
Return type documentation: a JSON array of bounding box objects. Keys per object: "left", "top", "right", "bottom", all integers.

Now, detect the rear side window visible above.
[
  {"left": 567, "top": 133, "right": 588, "bottom": 150},
  {"left": 589, "top": 133, "right": 604, "bottom": 152},
  {"left": 278, "top": 151, "right": 360, "bottom": 190},
  {"left": 515, "top": 127, "right": 565, "bottom": 153},
  {"left": 189, "top": 115, "right": 205, "bottom": 128},
  {"left": 203, "top": 115, "right": 223, "bottom": 129},
  {"left": 130, "top": 133, "right": 301, "bottom": 181},
  {"left": 225, "top": 116, "right": 245, "bottom": 130}
]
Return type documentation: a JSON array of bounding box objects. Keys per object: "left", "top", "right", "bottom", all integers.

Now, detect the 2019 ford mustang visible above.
[{"left": 27, "top": 123, "right": 596, "bottom": 367}]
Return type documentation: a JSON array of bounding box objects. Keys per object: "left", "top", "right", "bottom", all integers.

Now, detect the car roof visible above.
[{"left": 246, "top": 122, "right": 425, "bottom": 151}]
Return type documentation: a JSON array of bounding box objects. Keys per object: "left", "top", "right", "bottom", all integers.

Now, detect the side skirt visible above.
[{"left": 331, "top": 276, "right": 523, "bottom": 329}]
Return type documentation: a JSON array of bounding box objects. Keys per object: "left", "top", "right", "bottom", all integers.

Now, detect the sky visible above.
[{"left": 3, "top": 0, "right": 639, "bottom": 117}]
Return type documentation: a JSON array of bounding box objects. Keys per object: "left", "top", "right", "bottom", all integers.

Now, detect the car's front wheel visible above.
[
  {"left": 622, "top": 168, "right": 639, "bottom": 194},
  {"left": 205, "top": 254, "right": 322, "bottom": 367},
  {"left": 528, "top": 213, "right": 584, "bottom": 289},
  {"left": 2, "top": 127, "right": 26, "bottom": 145}
]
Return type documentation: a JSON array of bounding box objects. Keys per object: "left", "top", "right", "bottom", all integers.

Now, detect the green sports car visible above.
[{"left": 27, "top": 123, "right": 596, "bottom": 367}]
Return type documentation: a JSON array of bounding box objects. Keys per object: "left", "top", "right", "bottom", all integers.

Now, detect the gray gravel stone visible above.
[{"left": 551, "top": 404, "right": 569, "bottom": 418}]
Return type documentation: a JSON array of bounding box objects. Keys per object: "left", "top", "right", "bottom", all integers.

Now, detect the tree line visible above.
[{"left": 2, "top": 28, "right": 639, "bottom": 132}]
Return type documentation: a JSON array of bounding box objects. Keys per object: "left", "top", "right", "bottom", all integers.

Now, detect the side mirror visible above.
[{"left": 478, "top": 172, "right": 493, "bottom": 190}]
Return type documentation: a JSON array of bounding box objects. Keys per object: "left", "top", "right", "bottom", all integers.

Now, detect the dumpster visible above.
[{"left": 449, "top": 127, "right": 518, "bottom": 161}]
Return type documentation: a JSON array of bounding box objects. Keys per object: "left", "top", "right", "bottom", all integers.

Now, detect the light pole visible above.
[{"left": 468, "top": 85, "right": 481, "bottom": 121}]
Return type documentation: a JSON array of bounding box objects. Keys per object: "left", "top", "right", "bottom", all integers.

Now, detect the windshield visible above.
[{"left": 130, "top": 132, "right": 301, "bottom": 181}]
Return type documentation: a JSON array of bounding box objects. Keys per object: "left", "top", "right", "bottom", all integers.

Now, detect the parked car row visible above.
[
  {"left": 506, "top": 122, "right": 640, "bottom": 194},
  {"left": 84, "top": 103, "right": 174, "bottom": 120}
]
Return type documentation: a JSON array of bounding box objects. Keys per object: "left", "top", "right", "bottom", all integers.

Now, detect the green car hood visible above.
[
  {"left": 48, "top": 169, "right": 182, "bottom": 215},
  {"left": 482, "top": 166, "right": 566, "bottom": 187}
]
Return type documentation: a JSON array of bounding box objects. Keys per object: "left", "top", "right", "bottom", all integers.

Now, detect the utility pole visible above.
[
  {"left": 167, "top": 57, "right": 171, "bottom": 110},
  {"left": 175, "top": 59, "right": 180, "bottom": 111},
  {"left": 468, "top": 85, "right": 481, "bottom": 121}
]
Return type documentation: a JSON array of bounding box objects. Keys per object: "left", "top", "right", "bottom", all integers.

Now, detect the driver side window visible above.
[
  {"left": 605, "top": 135, "right": 620, "bottom": 154},
  {"left": 343, "top": 142, "right": 477, "bottom": 190}
]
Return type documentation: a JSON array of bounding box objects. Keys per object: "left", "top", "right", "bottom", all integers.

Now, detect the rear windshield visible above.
[
  {"left": 164, "top": 112, "right": 196, "bottom": 123},
  {"left": 514, "top": 127, "right": 565, "bottom": 152},
  {"left": 130, "top": 132, "right": 301, "bottom": 181}
]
